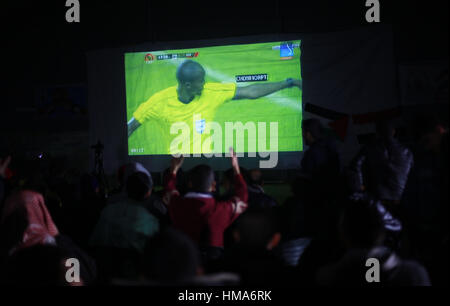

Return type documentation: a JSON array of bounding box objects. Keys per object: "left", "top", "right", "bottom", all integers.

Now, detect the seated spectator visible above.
[
  {"left": 241, "top": 168, "right": 278, "bottom": 211},
  {"left": 165, "top": 148, "right": 248, "bottom": 262},
  {"left": 113, "top": 162, "right": 152, "bottom": 199},
  {"left": 219, "top": 208, "right": 294, "bottom": 286},
  {"left": 220, "top": 167, "right": 277, "bottom": 251},
  {"left": 349, "top": 192, "right": 402, "bottom": 251},
  {"left": 140, "top": 227, "right": 203, "bottom": 285},
  {"left": 349, "top": 119, "right": 413, "bottom": 216},
  {"left": 277, "top": 175, "right": 314, "bottom": 267},
  {"left": 90, "top": 171, "right": 160, "bottom": 252},
  {"left": 293, "top": 203, "right": 344, "bottom": 286},
  {"left": 89, "top": 171, "right": 159, "bottom": 281},
  {"left": 301, "top": 118, "right": 341, "bottom": 199},
  {"left": 283, "top": 174, "right": 315, "bottom": 237},
  {"left": 316, "top": 198, "right": 431, "bottom": 286},
  {"left": 1, "top": 244, "right": 83, "bottom": 286},
  {"left": 112, "top": 227, "right": 240, "bottom": 286},
  {"left": 54, "top": 173, "right": 106, "bottom": 251},
  {"left": 112, "top": 162, "right": 168, "bottom": 226},
  {"left": 402, "top": 113, "right": 448, "bottom": 230},
  {"left": 0, "top": 190, "right": 97, "bottom": 285},
  {"left": 401, "top": 113, "right": 449, "bottom": 285}
]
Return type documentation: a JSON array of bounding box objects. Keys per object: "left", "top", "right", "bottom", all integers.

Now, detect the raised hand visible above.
[
  {"left": 170, "top": 156, "right": 184, "bottom": 175},
  {"left": 232, "top": 197, "right": 248, "bottom": 215},
  {"left": 0, "top": 156, "right": 11, "bottom": 178},
  {"left": 229, "top": 147, "right": 240, "bottom": 175}
]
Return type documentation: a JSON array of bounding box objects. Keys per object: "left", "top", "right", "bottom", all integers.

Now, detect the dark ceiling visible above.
[{"left": 1, "top": 0, "right": 448, "bottom": 105}]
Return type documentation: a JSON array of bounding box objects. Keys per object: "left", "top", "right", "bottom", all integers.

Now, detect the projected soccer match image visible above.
[{"left": 125, "top": 41, "right": 303, "bottom": 156}]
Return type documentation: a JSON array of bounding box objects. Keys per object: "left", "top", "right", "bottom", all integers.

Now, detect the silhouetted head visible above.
[
  {"left": 188, "top": 165, "right": 215, "bottom": 194},
  {"left": 244, "top": 169, "right": 263, "bottom": 187},
  {"left": 232, "top": 208, "right": 282, "bottom": 251},
  {"left": 338, "top": 199, "right": 385, "bottom": 249},
  {"left": 302, "top": 118, "right": 324, "bottom": 145},
  {"left": 413, "top": 113, "right": 447, "bottom": 151},
  {"left": 142, "top": 227, "right": 201, "bottom": 283},
  {"left": 176, "top": 60, "right": 205, "bottom": 98},
  {"left": 2, "top": 244, "right": 74, "bottom": 286},
  {"left": 375, "top": 119, "right": 396, "bottom": 140},
  {"left": 119, "top": 162, "right": 152, "bottom": 190},
  {"left": 126, "top": 171, "right": 153, "bottom": 201}
]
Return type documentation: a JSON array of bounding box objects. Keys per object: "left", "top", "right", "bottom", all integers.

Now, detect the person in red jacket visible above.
[{"left": 164, "top": 148, "right": 248, "bottom": 260}]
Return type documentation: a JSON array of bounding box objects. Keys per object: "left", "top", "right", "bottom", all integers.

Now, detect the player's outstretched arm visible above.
[
  {"left": 232, "top": 78, "right": 302, "bottom": 100},
  {"left": 127, "top": 117, "right": 142, "bottom": 137}
]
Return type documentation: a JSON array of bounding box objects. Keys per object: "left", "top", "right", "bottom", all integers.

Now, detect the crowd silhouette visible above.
[{"left": 0, "top": 114, "right": 448, "bottom": 287}]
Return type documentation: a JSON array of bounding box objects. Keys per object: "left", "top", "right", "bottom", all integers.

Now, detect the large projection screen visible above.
[
  {"left": 87, "top": 28, "right": 397, "bottom": 174},
  {"left": 125, "top": 41, "right": 303, "bottom": 160}
]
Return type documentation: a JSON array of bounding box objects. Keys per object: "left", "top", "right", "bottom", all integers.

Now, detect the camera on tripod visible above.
[{"left": 90, "top": 140, "right": 108, "bottom": 198}]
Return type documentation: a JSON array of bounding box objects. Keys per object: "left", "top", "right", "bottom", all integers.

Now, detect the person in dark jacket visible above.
[
  {"left": 401, "top": 113, "right": 448, "bottom": 285},
  {"left": 316, "top": 198, "right": 431, "bottom": 287},
  {"left": 243, "top": 168, "right": 278, "bottom": 210},
  {"left": 301, "top": 118, "right": 341, "bottom": 209},
  {"left": 349, "top": 119, "right": 413, "bottom": 216},
  {"left": 219, "top": 208, "right": 295, "bottom": 286},
  {"left": 301, "top": 119, "right": 340, "bottom": 184},
  {"left": 300, "top": 119, "right": 342, "bottom": 238}
]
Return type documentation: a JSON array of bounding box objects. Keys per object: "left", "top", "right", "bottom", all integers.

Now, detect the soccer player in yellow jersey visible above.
[{"left": 127, "top": 60, "right": 302, "bottom": 154}]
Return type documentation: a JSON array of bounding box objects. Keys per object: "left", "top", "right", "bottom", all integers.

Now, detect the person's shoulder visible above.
[
  {"left": 386, "top": 139, "right": 414, "bottom": 158},
  {"left": 397, "top": 259, "right": 429, "bottom": 275},
  {"left": 204, "top": 82, "right": 236, "bottom": 92},
  {"left": 213, "top": 198, "right": 236, "bottom": 215},
  {"left": 261, "top": 193, "right": 278, "bottom": 207},
  {"left": 175, "top": 195, "right": 215, "bottom": 208},
  {"left": 390, "top": 259, "right": 431, "bottom": 286},
  {"left": 141, "top": 207, "right": 159, "bottom": 222},
  {"left": 99, "top": 200, "right": 121, "bottom": 213},
  {"left": 98, "top": 201, "right": 129, "bottom": 219},
  {"left": 149, "top": 85, "right": 178, "bottom": 102},
  {"left": 107, "top": 193, "right": 127, "bottom": 205},
  {"left": 396, "top": 141, "right": 413, "bottom": 155}
]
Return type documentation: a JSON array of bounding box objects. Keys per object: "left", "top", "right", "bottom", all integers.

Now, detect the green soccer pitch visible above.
[{"left": 125, "top": 41, "right": 303, "bottom": 156}]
